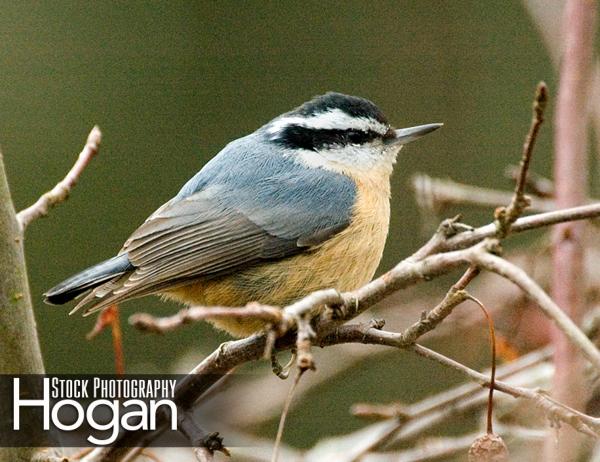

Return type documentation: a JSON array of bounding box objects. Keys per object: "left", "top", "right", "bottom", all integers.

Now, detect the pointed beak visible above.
[{"left": 385, "top": 123, "right": 443, "bottom": 145}]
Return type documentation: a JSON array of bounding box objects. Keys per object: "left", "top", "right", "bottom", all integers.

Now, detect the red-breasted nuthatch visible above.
[{"left": 45, "top": 93, "right": 441, "bottom": 337}]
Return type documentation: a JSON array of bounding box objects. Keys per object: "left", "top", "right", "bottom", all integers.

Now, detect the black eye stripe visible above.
[{"left": 274, "top": 125, "right": 383, "bottom": 151}]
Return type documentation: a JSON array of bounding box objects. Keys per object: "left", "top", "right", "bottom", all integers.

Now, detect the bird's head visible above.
[{"left": 262, "top": 92, "right": 442, "bottom": 174}]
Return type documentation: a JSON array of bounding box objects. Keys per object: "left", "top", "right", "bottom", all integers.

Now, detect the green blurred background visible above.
[{"left": 2, "top": 0, "right": 558, "bottom": 451}]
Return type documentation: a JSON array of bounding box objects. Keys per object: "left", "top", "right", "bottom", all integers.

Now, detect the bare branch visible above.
[
  {"left": 271, "top": 369, "right": 305, "bottom": 462},
  {"left": 352, "top": 402, "right": 409, "bottom": 421},
  {"left": 409, "top": 344, "right": 600, "bottom": 437},
  {"left": 393, "top": 265, "right": 479, "bottom": 345},
  {"left": 324, "top": 325, "right": 600, "bottom": 438},
  {"left": 504, "top": 165, "right": 554, "bottom": 198},
  {"left": 423, "top": 202, "right": 600, "bottom": 257},
  {"left": 312, "top": 348, "right": 552, "bottom": 461},
  {"left": 16, "top": 126, "right": 102, "bottom": 231},
  {"left": 130, "top": 304, "right": 282, "bottom": 334},
  {"left": 304, "top": 324, "right": 599, "bottom": 461},
  {"left": 0, "top": 151, "right": 45, "bottom": 462},
  {"left": 464, "top": 294, "right": 497, "bottom": 435},
  {"left": 412, "top": 173, "right": 556, "bottom": 214},
  {"left": 497, "top": 81, "right": 548, "bottom": 234},
  {"left": 413, "top": 82, "right": 548, "bottom": 234},
  {"left": 469, "top": 244, "right": 600, "bottom": 372}
]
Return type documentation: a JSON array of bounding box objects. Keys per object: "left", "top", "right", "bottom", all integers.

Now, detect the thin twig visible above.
[
  {"left": 306, "top": 325, "right": 599, "bottom": 461},
  {"left": 395, "top": 264, "right": 480, "bottom": 345},
  {"left": 469, "top": 243, "right": 600, "bottom": 373},
  {"left": 393, "top": 288, "right": 468, "bottom": 345},
  {"left": 505, "top": 165, "right": 554, "bottom": 198},
  {"left": 503, "top": 82, "right": 548, "bottom": 229},
  {"left": 465, "top": 294, "right": 497, "bottom": 435},
  {"left": 130, "top": 304, "right": 282, "bottom": 334},
  {"left": 110, "top": 306, "right": 124, "bottom": 375},
  {"left": 352, "top": 402, "right": 409, "bottom": 420},
  {"left": 412, "top": 174, "right": 556, "bottom": 214},
  {"left": 323, "top": 326, "right": 600, "bottom": 437},
  {"left": 323, "top": 348, "right": 552, "bottom": 461},
  {"left": 271, "top": 369, "right": 305, "bottom": 462},
  {"left": 16, "top": 126, "right": 102, "bottom": 231},
  {"left": 408, "top": 343, "right": 600, "bottom": 437},
  {"left": 494, "top": 82, "right": 547, "bottom": 238},
  {"left": 87, "top": 305, "right": 125, "bottom": 375},
  {"left": 421, "top": 202, "right": 600, "bottom": 258}
]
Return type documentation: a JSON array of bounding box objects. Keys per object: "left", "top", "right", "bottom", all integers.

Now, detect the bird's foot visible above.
[{"left": 271, "top": 348, "right": 297, "bottom": 380}]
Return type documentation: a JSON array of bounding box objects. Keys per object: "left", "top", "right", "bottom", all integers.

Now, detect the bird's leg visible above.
[{"left": 271, "top": 348, "right": 297, "bottom": 380}]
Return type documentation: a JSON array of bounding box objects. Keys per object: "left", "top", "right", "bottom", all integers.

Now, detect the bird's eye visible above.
[{"left": 346, "top": 130, "right": 369, "bottom": 144}]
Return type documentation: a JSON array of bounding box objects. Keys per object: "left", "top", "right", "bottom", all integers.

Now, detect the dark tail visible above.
[{"left": 44, "top": 254, "right": 134, "bottom": 305}]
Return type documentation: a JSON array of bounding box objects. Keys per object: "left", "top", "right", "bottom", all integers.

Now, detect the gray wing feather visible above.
[{"left": 76, "top": 134, "right": 356, "bottom": 315}]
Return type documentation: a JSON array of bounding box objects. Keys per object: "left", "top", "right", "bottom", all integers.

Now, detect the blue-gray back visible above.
[{"left": 175, "top": 133, "right": 357, "bottom": 240}]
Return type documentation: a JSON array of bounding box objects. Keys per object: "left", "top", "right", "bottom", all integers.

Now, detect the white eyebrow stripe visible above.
[{"left": 267, "top": 108, "right": 388, "bottom": 138}]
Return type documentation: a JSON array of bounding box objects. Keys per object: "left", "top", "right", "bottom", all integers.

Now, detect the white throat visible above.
[{"left": 291, "top": 143, "right": 401, "bottom": 177}]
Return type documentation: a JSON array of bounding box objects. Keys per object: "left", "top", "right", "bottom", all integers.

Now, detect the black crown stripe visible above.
[{"left": 293, "top": 92, "right": 389, "bottom": 126}]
